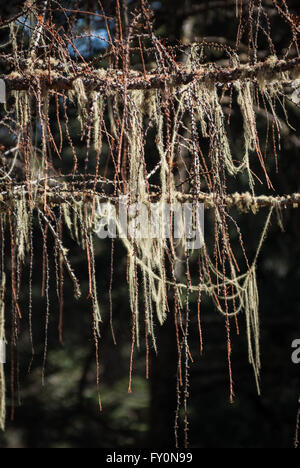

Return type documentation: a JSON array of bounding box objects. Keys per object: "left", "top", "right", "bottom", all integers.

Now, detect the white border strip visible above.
[
  {"left": 0, "top": 79, "right": 6, "bottom": 103},
  {"left": 0, "top": 340, "right": 6, "bottom": 364}
]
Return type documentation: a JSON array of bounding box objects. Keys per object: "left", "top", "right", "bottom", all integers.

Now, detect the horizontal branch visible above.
[
  {"left": 1, "top": 57, "right": 300, "bottom": 93},
  {"left": 1, "top": 187, "right": 300, "bottom": 213},
  {"left": 177, "top": 192, "right": 300, "bottom": 212}
]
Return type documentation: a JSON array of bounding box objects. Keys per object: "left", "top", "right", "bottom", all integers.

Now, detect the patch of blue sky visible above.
[
  {"left": 151, "top": 2, "right": 162, "bottom": 10},
  {"left": 16, "top": 16, "right": 33, "bottom": 37},
  {"left": 68, "top": 28, "right": 110, "bottom": 58}
]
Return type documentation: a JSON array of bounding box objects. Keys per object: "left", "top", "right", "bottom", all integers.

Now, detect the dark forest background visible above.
[{"left": 0, "top": 0, "right": 299, "bottom": 448}]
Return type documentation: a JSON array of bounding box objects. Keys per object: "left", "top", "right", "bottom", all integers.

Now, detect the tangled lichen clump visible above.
[{"left": 0, "top": 73, "right": 286, "bottom": 427}]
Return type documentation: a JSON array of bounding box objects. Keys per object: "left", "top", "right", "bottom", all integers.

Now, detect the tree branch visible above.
[
  {"left": 1, "top": 57, "right": 300, "bottom": 93},
  {"left": 1, "top": 187, "right": 300, "bottom": 212}
]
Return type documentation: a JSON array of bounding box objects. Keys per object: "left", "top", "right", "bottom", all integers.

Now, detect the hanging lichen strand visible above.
[{"left": 0, "top": 0, "right": 299, "bottom": 444}]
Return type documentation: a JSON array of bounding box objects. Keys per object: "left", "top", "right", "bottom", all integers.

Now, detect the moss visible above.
[
  {"left": 68, "top": 78, "right": 88, "bottom": 127},
  {"left": 1, "top": 28, "right": 297, "bottom": 426},
  {"left": 91, "top": 91, "right": 104, "bottom": 149},
  {"left": 236, "top": 80, "right": 257, "bottom": 192},
  {"left": 16, "top": 194, "right": 30, "bottom": 262}
]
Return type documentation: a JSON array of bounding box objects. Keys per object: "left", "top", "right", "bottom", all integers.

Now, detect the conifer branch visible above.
[{"left": 1, "top": 56, "right": 300, "bottom": 93}]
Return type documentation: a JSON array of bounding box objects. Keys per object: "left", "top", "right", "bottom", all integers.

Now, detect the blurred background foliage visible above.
[{"left": 0, "top": 0, "right": 299, "bottom": 448}]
